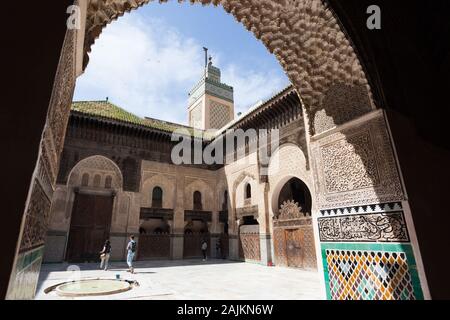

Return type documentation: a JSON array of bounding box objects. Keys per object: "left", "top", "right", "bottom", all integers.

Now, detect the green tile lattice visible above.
[{"left": 321, "top": 243, "right": 424, "bottom": 300}]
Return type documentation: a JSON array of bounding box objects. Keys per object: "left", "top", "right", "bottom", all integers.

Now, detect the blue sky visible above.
[{"left": 74, "top": 1, "right": 290, "bottom": 125}]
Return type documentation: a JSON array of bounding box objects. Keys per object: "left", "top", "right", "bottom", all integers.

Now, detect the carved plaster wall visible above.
[
  {"left": 311, "top": 111, "right": 404, "bottom": 210},
  {"left": 184, "top": 178, "right": 214, "bottom": 211},
  {"left": 140, "top": 172, "right": 176, "bottom": 209},
  {"left": 67, "top": 155, "right": 123, "bottom": 189}
]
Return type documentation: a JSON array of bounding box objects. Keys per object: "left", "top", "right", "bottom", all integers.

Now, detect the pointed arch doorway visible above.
[{"left": 272, "top": 177, "right": 316, "bottom": 270}]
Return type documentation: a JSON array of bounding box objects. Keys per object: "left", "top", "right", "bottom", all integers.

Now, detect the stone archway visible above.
[
  {"left": 6, "top": 0, "right": 429, "bottom": 301},
  {"left": 271, "top": 177, "right": 317, "bottom": 270},
  {"left": 67, "top": 155, "right": 123, "bottom": 190},
  {"left": 64, "top": 156, "right": 123, "bottom": 263}
]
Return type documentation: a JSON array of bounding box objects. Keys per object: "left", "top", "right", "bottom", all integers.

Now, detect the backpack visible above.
[{"left": 130, "top": 241, "right": 136, "bottom": 253}]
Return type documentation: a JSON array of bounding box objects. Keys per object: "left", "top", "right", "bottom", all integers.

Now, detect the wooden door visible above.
[
  {"left": 273, "top": 228, "right": 288, "bottom": 266},
  {"left": 137, "top": 233, "right": 170, "bottom": 260},
  {"left": 238, "top": 231, "right": 261, "bottom": 262},
  {"left": 66, "top": 193, "right": 114, "bottom": 262},
  {"left": 285, "top": 229, "right": 304, "bottom": 268},
  {"left": 183, "top": 233, "right": 210, "bottom": 258}
]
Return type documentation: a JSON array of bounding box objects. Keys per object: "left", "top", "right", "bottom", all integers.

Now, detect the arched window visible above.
[
  {"left": 222, "top": 190, "right": 228, "bottom": 211},
  {"left": 245, "top": 183, "right": 252, "bottom": 199},
  {"left": 93, "top": 174, "right": 101, "bottom": 187},
  {"left": 104, "top": 175, "right": 112, "bottom": 189},
  {"left": 152, "top": 186, "right": 163, "bottom": 208},
  {"left": 81, "top": 173, "right": 89, "bottom": 187},
  {"left": 193, "top": 191, "right": 202, "bottom": 211}
]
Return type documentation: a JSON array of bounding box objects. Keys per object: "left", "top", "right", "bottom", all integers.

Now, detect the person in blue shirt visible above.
[{"left": 126, "top": 235, "right": 137, "bottom": 274}]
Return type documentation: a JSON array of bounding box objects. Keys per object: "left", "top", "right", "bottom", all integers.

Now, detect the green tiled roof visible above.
[{"left": 71, "top": 101, "right": 208, "bottom": 139}]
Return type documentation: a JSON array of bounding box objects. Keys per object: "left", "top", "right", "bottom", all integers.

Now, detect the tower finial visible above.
[{"left": 202, "top": 47, "right": 208, "bottom": 68}]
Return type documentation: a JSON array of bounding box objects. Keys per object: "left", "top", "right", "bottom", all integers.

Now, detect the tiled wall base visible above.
[
  {"left": 321, "top": 243, "right": 423, "bottom": 300},
  {"left": 43, "top": 234, "right": 66, "bottom": 262},
  {"left": 6, "top": 246, "right": 45, "bottom": 300}
]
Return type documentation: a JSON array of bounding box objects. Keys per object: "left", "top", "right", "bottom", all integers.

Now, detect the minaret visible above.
[{"left": 188, "top": 48, "right": 234, "bottom": 130}]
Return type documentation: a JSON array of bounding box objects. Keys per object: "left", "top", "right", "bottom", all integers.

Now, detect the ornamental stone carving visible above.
[
  {"left": 19, "top": 181, "right": 51, "bottom": 252},
  {"left": 68, "top": 155, "right": 123, "bottom": 189},
  {"left": 277, "top": 200, "right": 307, "bottom": 220},
  {"left": 321, "top": 130, "right": 380, "bottom": 193},
  {"left": 312, "top": 113, "right": 404, "bottom": 209},
  {"left": 314, "top": 83, "right": 373, "bottom": 134},
  {"left": 318, "top": 212, "right": 410, "bottom": 243},
  {"left": 236, "top": 205, "right": 258, "bottom": 220}
]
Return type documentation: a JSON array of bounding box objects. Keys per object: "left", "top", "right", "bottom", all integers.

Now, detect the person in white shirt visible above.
[
  {"left": 126, "top": 235, "right": 137, "bottom": 274},
  {"left": 201, "top": 240, "right": 208, "bottom": 261}
]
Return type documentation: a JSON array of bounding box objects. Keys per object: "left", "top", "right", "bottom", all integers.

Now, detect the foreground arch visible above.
[
  {"left": 84, "top": 0, "right": 374, "bottom": 135},
  {"left": 4, "top": 0, "right": 431, "bottom": 300}
]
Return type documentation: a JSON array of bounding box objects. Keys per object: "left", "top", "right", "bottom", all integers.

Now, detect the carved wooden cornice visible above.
[
  {"left": 140, "top": 207, "right": 174, "bottom": 220},
  {"left": 236, "top": 205, "right": 258, "bottom": 220}
]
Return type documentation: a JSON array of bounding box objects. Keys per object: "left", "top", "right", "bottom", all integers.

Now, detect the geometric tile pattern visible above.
[
  {"left": 320, "top": 202, "right": 403, "bottom": 217},
  {"left": 326, "top": 249, "right": 416, "bottom": 300},
  {"left": 210, "top": 101, "right": 230, "bottom": 129}
]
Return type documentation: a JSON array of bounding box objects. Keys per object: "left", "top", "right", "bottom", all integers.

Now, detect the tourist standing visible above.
[
  {"left": 216, "top": 238, "right": 222, "bottom": 259},
  {"left": 126, "top": 235, "right": 137, "bottom": 274},
  {"left": 201, "top": 240, "right": 208, "bottom": 261},
  {"left": 99, "top": 239, "right": 111, "bottom": 271}
]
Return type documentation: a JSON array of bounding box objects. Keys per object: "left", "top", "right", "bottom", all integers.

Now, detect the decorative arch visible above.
[
  {"left": 268, "top": 143, "right": 314, "bottom": 216},
  {"left": 193, "top": 190, "right": 202, "bottom": 210},
  {"left": 185, "top": 179, "right": 213, "bottom": 211},
  {"left": 232, "top": 171, "right": 256, "bottom": 192},
  {"left": 215, "top": 180, "right": 229, "bottom": 211},
  {"left": 232, "top": 171, "right": 257, "bottom": 209},
  {"left": 67, "top": 155, "right": 123, "bottom": 189},
  {"left": 83, "top": 0, "right": 375, "bottom": 135},
  {"left": 245, "top": 183, "right": 252, "bottom": 199},
  {"left": 152, "top": 186, "right": 163, "bottom": 208},
  {"left": 141, "top": 174, "right": 175, "bottom": 208}
]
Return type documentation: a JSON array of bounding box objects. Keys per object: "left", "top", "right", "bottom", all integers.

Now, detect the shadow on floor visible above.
[{"left": 36, "top": 259, "right": 244, "bottom": 294}]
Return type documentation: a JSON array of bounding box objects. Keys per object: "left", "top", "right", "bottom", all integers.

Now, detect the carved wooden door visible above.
[
  {"left": 273, "top": 228, "right": 288, "bottom": 266},
  {"left": 238, "top": 232, "right": 261, "bottom": 261},
  {"left": 184, "top": 233, "right": 210, "bottom": 258},
  {"left": 66, "top": 193, "right": 113, "bottom": 262},
  {"left": 285, "top": 229, "right": 304, "bottom": 268},
  {"left": 137, "top": 233, "right": 170, "bottom": 260}
]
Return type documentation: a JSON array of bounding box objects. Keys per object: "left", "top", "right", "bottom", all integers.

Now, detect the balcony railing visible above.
[
  {"left": 140, "top": 207, "right": 174, "bottom": 220},
  {"left": 184, "top": 210, "right": 213, "bottom": 222}
]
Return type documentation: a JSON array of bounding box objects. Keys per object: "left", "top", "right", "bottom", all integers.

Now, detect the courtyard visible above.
[{"left": 35, "top": 259, "right": 323, "bottom": 300}]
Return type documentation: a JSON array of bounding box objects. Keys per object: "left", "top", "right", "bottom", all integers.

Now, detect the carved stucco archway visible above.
[
  {"left": 184, "top": 179, "right": 214, "bottom": 211},
  {"left": 230, "top": 171, "right": 258, "bottom": 230},
  {"left": 267, "top": 143, "right": 313, "bottom": 217},
  {"left": 6, "top": 0, "right": 430, "bottom": 301},
  {"left": 67, "top": 155, "right": 124, "bottom": 190},
  {"left": 140, "top": 173, "right": 176, "bottom": 208},
  {"left": 83, "top": 0, "right": 375, "bottom": 135}
]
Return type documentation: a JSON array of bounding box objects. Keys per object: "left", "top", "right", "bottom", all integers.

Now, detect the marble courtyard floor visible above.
[{"left": 35, "top": 259, "right": 323, "bottom": 300}]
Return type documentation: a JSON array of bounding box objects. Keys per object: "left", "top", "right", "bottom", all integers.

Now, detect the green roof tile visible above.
[{"left": 71, "top": 100, "right": 208, "bottom": 139}]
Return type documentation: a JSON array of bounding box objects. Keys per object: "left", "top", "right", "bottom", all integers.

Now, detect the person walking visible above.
[
  {"left": 216, "top": 238, "right": 222, "bottom": 259},
  {"left": 99, "top": 239, "right": 111, "bottom": 271},
  {"left": 201, "top": 240, "right": 208, "bottom": 261},
  {"left": 126, "top": 235, "right": 137, "bottom": 274}
]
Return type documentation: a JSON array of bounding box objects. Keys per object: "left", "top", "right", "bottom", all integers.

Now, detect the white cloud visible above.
[
  {"left": 74, "top": 12, "right": 290, "bottom": 125},
  {"left": 221, "top": 64, "right": 289, "bottom": 114}
]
